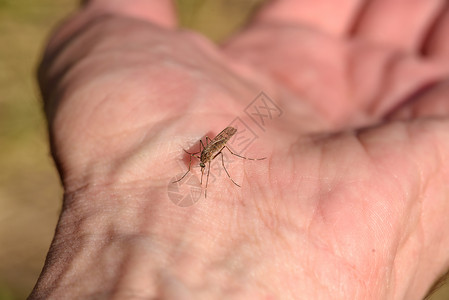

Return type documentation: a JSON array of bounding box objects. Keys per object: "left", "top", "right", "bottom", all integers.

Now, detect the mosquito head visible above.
[{"left": 200, "top": 162, "right": 205, "bottom": 168}]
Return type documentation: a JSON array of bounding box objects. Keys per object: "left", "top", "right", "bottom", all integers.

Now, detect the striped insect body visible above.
[{"left": 173, "top": 126, "right": 265, "bottom": 198}]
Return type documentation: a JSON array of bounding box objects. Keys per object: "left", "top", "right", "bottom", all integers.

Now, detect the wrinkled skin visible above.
[{"left": 31, "top": 0, "right": 449, "bottom": 299}]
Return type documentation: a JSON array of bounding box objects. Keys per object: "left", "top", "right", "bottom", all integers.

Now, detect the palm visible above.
[{"left": 35, "top": 1, "right": 449, "bottom": 299}]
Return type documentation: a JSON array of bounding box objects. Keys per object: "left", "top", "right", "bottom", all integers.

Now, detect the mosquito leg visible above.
[
  {"left": 173, "top": 154, "right": 194, "bottom": 183},
  {"left": 224, "top": 146, "right": 266, "bottom": 160},
  {"left": 205, "top": 161, "right": 211, "bottom": 198},
  {"left": 220, "top": 152, "right": 240, "bottom": 187},
  {"left": 200, "top": 139, "right": 207, "bottom": 150},
  {"left": 183, "top": 149, "right": 200, "bottom": 156},
  {"left": 199, "top": 138, "right": 204, "bottom": 153},
  {"left": 200, "top": 165, "right": 204, "bottom": 185}
]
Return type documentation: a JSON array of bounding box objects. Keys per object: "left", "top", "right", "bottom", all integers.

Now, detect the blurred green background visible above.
[{"left": 0, "top": 0, "right": 447, "bottom": 299}]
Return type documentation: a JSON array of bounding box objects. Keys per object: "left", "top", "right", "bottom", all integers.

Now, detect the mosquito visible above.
[{"left": 173, "top": 126, "right": 266, "bottom": 198}]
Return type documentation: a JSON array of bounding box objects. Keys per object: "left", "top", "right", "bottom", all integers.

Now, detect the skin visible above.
[{"left": 31, "top": 0, "right": 449, "bottom": 299}]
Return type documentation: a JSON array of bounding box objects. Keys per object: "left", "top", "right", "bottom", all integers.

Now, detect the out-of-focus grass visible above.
[
  {"left": 0, "top": 1, "right": 75, "bottom": 299},
  {"left": 176, "top": 0, "right": 262, "bottom": 42},
  {"left": 0, "top": 0, "right": 447, "bottom": 299}
]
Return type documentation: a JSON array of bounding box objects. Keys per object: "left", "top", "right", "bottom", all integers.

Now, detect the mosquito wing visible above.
[{"left": 210, "top": 126, "right": 237, "bottom": 145}]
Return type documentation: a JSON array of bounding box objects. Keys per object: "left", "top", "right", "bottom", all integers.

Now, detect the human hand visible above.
[{"left": 31, "top": 0, "right": 449, "bottom": 299}]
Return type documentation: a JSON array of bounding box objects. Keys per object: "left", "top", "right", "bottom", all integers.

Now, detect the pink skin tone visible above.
[{"left": 31, "top": 0, "right": 449, "bottom": 299}]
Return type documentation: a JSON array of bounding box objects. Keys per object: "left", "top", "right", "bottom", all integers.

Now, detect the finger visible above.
[
  {"left": 352, "top": 0, "right": 444, "bottom": 52},
  {"left": 39, "top": 0, "right": 177, "bottom": 112},
  {"left": 423, "top": 4, "right": 449, "bottom": 59},
  {"left": 225, "top": 25, "right": 449, "bottom": 127},
  {"left": 82, "top": 0, "right": 177, "bottom": 29},
  {"left": 252, "top": 0, "right": 362, "bottom": 36},
  {"left": 350, "top": 50, "right": 449, "bottom": 121},
  {"left": 44, "top": 0, "right": 176, "bottom": 59},
  {"left": 387, "top": 80, "right": 449, "bottom": 120}
]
